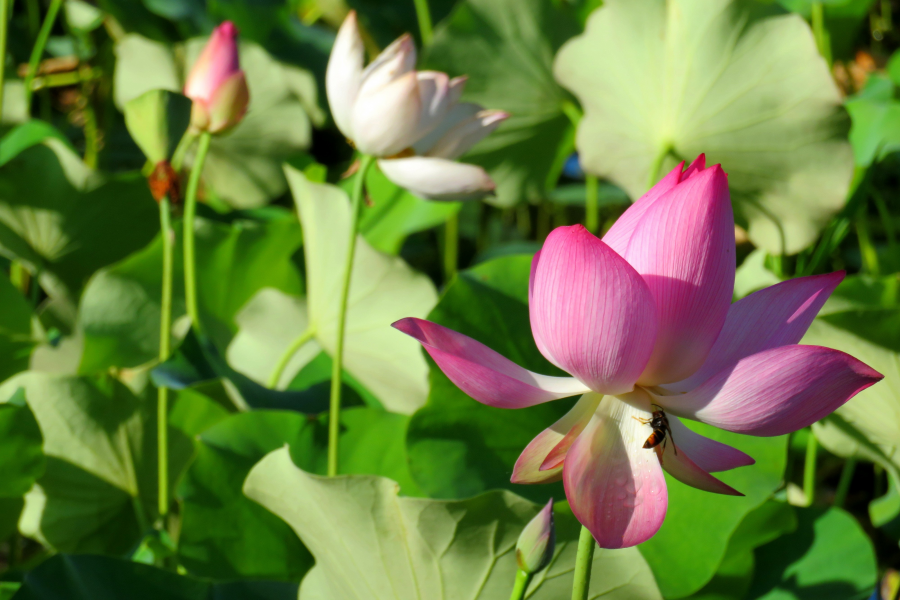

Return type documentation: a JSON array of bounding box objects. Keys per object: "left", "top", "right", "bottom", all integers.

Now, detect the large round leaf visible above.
[
  {"left": 12, "top": 554, "right": 298, "bottom": 600},
  {"left": 78, "top": 209, "right": 303, "bottom": 374},
  {"left": 178, "top": 406, "right": 421, "bottom": 581},
  {"left": 0, "top": 389, "right": 44, "bottom": 499},
  {"left": 554, "top": 0, "right": 854, "bottom": 254},
  {"left": 747, "top": 507, "right": 876, "bottom": 600},
  {"left": 0, "top": 130, "right": 158, "bottom": 302},
  {"left": 423, "top": 0, "right": 580, "bottom": 208},
  {"left": 245, "top": 447, "right": 663, "bottom": 600},
  {"left": 1, "top": 373, "right": 193, "bottom": 554}
]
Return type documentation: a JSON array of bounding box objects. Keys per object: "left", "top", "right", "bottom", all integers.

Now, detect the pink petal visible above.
[
  {"left": 511, "top": 393, "right": 602, "bottom": 484},
  {"left": 668, "top": 272, "right": 845, "bottom": 392},
  {"left": 563, "top": 396, "right": 668, "bottom": 549},
  {"left": 185, "top": 21, "right": 241, "bottom": 105},
  {"left": 659, "top": 438, "right": 743, "bottom": 496},
  {"left": 392, "top": 317, "right": 590, "bottom": 408},
  {"left": 601, "top": 161, "right": 685, "bottom": 256},
  {"left": 680, "top": 153, "right": 707, "bottom": 180},
  {"left": 625, "top": 164, "right": 736, "bottom": 385},
  {"left": 656, "top": 345, "right": 883, "bottom": 436},
  {"left": 530, "top": 225, "right": 658, "bottom": 395},
  {"left": 666, "top": 416, "right": 754, "bottom": 473}
]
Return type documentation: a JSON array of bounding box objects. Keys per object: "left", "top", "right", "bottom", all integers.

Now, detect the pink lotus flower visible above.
[
  {"left": 393, "top": 155, "right": 882, "bottom": 548},
  {"left": 326, "top": 12, "right": 509, "bottom": 200},
  {"left": 184, "top": 21, "right": 249, "bottom": 134}
]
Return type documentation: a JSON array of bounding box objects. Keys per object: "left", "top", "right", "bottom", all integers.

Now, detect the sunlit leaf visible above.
[
  {"left": 555, "top": 0, "right": 854, "bottom": 254},
  {"left": 178, "top": 406, "right": 419, "bottom": 580},
  {"left": 232, "top": 166, "right": 438, "bottom": 415},
  {"left": 244, "top": 447, "right": 663, "bottom": 600}
]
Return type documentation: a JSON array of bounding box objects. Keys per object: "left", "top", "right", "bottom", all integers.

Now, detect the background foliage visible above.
[{"left": 0, "top": 0, "right": 897, "bottom": 599}]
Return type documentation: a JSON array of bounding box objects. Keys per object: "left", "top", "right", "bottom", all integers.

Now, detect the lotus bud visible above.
[
  {"left": 516, "top": 499, "right": 555, "bottom": 575},
  {"left": 184, "top": 21, "right": 249, "bottom": 135}
]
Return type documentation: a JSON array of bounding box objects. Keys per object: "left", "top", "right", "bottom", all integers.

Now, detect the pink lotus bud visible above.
[
  {"left": 516, "top": 499, "right": 555, "bottom": 575},
  {"left": 184, "top": 21, "right": 249, "bottom": 134}
]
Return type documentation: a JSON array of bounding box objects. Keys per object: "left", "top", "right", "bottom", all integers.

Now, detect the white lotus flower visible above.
[{"left": 326, "top": 12, "right": 508, "bottom": 200}]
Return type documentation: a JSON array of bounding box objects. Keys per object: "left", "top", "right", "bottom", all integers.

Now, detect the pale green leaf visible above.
[
  {"left": 2, "top": 372, "right": 193, "bottom": 553},
  {"left": 555, "top": 0, "right": 854, "bottom": 254},
  {"left": 234, "top": 166, "right": 438, "bottom": 415},
  {"left": 244, "top": 447, "right": 662, "bottom": 600}
]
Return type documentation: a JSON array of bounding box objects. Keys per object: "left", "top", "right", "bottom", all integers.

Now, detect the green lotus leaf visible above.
[
  {"left": 244, "top": 447, "right": 662, "bottom": 600},
  {"left": 555, "top": 0, "right": 854, "bottom": 254}
]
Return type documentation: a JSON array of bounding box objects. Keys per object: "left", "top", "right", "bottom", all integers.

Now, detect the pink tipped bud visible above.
[
  {"left": 516, "top": 499, "right": 555, "bottom": 575},
  {"left": 185, "top": 21, "right": 249, "bottom": 134}
]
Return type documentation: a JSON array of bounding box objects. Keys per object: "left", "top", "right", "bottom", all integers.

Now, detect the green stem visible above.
[
  {"left": 29, "top": 267, "right": 40, "bottom": 307},
  {"left": 443, "top": 213, "right": 459, "bottom": 283},
  {"left": 509, "top": 569, "right": 533, "bottom": 600},
  {"left": 803, "top": 431, "right": 817, "bottom": 506},
  {"left": 811, "top": 3, "right": 832, "bottom": 67},
  {"left": 267, "top": 328, "right": 316, "bottom": 389},
  {"left": 571, "top": 525, "right": 595, "bottom": 600},
  {"left": 157, "top": 197, "right": 174, "bottom": 520},
  {"left": 328, "top": 153, "right": 375, "bottom": 477},
  {"left": 872, "top": 190, "right": 897, "bottom": 252},
  {"left": 856, "top": 206, "right": 879, "bottom": 275},
  {"left": 833, "top": 457, "right": 856, "bottom": 508},
  {"left": 171, "top": 129, "right": 197, "bottom": 172},
  {"left": 9, "top": 260, "right": 26, "bottom": 295},
  {"left": 0, "top": 0, "right": 12, "bottom": 124},
  {"left": 183, "top": 131, "right": 212, "bottom": 334},
  {"left": 647, "top": 144, "right": 671, "bottom": 190},
  {"left": 413, "top": 0, "right": 433, "bottom": 46},
  {"left": 81, "top": 83, "right": 99, "bottom": 169},
  {"left": 584, "top": 175, "right": 599, "bottom": 233},
  {"left": 23, "top": 0, "right": 63, "bottom": 112}
]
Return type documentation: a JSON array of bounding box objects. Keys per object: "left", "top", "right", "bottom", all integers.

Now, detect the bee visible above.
[{"left": 633, "top": 405, "right": 676, "bottom": 464}]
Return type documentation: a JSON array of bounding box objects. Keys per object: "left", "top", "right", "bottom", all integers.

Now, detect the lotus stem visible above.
[
  {"left": 833, "top": 457, "right": 856, "bottom": 508},
  {"left": 23, "top": 0, "right": 63, "bottom": 112},
  {"left": 509, "top": 569, "right": 532, "bottom": 600},
  {"left": 183, "top": 131, "right": 212, "bottom": 334},
  {"left": 157, "top": 197, "right": 174, "bottom": 520},
  {"left": 444, "top": 213, "right": 459, "bottom": 282},
  {"left": 0, "top": 0, "right": 11, "bottom": 123},
  {"left": 647, "top": 144, "right": 671, "bottom": 189},
  {"left": 803, "top": 430, "right": 818, "bottom": 506},
  {"left": 268, "top": 327, "right": 316, "bottom": 389},
  {"left": 171, "top": 130, "right": 198, "bottom": 172},
  {"left": 811, "top": 3, "right": 832, "bottom": 67},
  {"left": 585, "top": 175, "right": 599, "bottom": 233},
  {"left": 413, "top": 0, "right": 434, "bottom": 46},
  {"left": 329, "top": 153, "right": 375, "bottom": 477},
  {"left": 571, "top": 525, "right": 595, "bottom": 600}
]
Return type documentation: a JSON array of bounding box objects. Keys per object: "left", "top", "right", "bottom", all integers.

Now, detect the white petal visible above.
[
  {"left": 325, "top": 11, "right": 364, "bottom": 140},
  {"left": 413, "top": 73, "right": 467, "bottom": 141},
  {"left": 352, "top": 71, "right": 422, "bottom": 157},
  {"left": 425, "top": 109, "right": 509, "bottom": 159},
  {"left": 378, "top": 156, "right": 495, "bottom": 200},
  {"left": 413, "top": 102, "right": 481, "bottom": 155},
  {"left": 357, "top": 33, "right": 416, "bottom": 97}
]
